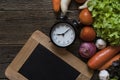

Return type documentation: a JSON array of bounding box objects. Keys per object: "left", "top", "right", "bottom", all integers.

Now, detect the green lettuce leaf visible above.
[{"left": 87, "top": 0, "right": 120, "bottom": 46}]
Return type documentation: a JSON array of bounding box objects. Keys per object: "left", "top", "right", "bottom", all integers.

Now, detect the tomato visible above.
[
  {"left": 80, "top": 26, "right": 96, "bottom": 41},
  {"left": 79, "top": 8, "right": 93, "bottom": 25}
]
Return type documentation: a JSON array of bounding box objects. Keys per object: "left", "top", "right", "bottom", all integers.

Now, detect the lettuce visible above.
[{"left": 87, "top": 0, "right": 120, "bottom": 46}]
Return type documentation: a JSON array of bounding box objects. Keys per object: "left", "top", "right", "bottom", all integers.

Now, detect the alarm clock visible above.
[{"left": 50, "top": 19, "right": 78, "bottom": 48}]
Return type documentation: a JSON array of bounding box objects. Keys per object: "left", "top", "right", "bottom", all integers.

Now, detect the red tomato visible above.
[
  {"left": 80, "top": 26, "right": 96, "bottom": 41},
  {"left": 79, "top": 8, "right": 93, "bottom": 25}
]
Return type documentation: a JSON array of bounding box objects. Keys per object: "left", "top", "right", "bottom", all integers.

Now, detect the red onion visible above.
[{"left": 79, "top": 42, "right": 96, "bottom": 58}]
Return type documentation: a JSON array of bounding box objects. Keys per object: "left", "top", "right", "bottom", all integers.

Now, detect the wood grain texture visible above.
[
  {"left": 0, "top": 10, "right": 55, "bottom": 44},
  {"left": 0, "top": 45, "right": 22, "bottom": 79},
  {"left": 0, "top": 9, "right": 79, "bottom": 44},
  {"left": 0, "top": 45, "right": 22, "bottom": 63},
  {"left": 0, "top": 0, "right": 96, "bottom": 80},
  {"left": 0, "top": 0, "right": 78, "bottom": 11}
]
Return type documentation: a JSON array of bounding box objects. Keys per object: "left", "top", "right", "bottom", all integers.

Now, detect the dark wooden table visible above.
[{"left": 0, "top": 0, "right": 98, "bottom": 80}]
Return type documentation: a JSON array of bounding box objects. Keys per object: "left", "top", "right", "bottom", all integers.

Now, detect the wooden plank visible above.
[
  {"left": 0, "top": 63, "right": 9, "bottom": 79},
  {"left": 0, "top": 0, "right": 78, "bottom": 11},
  {"left": 0, "top": 0, "right": 52, "bottom": 11},
  {"left": 0, "top": 45, "right": 22, "bottom": 63},
  {"left": 0, "top": 45, "right": 22, "bottom": 79},
  {"left": 0, "top": 0, "right": 80, "bottom": 45},
  {"left": 0, "top": 63, "right": 10, "bottom": 79},
  {"left": 0, "top": 10, "right": 55, "bottom": 20},
  {"left": 0, "top": 10, "right": 79, "bottom": 44},
  {"left": 0, "top": 10, "right": 55, "bottom": 44}
]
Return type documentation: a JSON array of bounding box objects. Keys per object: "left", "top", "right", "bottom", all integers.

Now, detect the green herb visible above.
[{"left": 87, "top": 0, "right": 120, "bottom": 46}]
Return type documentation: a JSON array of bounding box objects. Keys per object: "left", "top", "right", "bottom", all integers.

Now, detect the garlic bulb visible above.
[
  {"left": 95, "top": 39, "right": 107, "bottom": 49},
  {"left": 99, "top": 70, "right": 110, "bottom": 80}
]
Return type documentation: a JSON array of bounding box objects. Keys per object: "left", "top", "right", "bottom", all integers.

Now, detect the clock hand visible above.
[
  {"left": 64, "top": 28, "right": 70, "bottom": 34},
  {"left": 56, "top": 33, "right": 64, "bottom": 36},
  {"left": 56, "top": 28, "right": 70, "bottom": 36}
]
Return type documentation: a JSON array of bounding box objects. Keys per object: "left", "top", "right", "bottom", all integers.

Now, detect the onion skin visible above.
[
  {"left": 80, "top": 26, "right": 96, "bottom": 41},
  {"left": 79, "top": 8, "right": 93, "bottom": 25},
  {"left": 79, "top": 42, "right": 96, "bottom": 58}
]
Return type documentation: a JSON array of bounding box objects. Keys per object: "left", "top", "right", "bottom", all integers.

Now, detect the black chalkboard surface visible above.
[
  {"left": 5, "top": 30, "right": 93, "bottom": 80},
  {"left": 19, "top": 44, "right": 80, "bottom": 80}
]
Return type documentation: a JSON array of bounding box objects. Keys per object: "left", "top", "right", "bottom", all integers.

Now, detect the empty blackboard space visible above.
[{"left": 19, "top": 44, "right": 80, "bottom": 80}]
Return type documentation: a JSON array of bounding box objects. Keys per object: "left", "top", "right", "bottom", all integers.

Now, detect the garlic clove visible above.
[
  {"left": 99, "top": 70, "right": 110, "bottom": 80},
  {"left": 95, "top": 39, "right": 107, "bottom": 49}
]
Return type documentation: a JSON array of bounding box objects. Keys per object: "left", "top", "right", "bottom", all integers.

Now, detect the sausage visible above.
[
  {"left": 87, "top": 46, "right": 120, "bottom": 70},
  {"left": 99, "top": 54, "right": 120, "bottom": 70}
]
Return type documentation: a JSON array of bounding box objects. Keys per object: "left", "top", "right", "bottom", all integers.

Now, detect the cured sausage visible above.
[{"left": 87, "top": 46, "right": 120, "bottom": 69}]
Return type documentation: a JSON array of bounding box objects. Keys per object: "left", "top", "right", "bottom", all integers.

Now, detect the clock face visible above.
[{"left": 50, "top": 22, "right": 76, "bottom": 47}]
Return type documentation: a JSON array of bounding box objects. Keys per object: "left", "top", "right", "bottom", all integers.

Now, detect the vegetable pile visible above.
[
  {"left": 52, "top": 0, "right": 120, "bottom": 79},
  {"left": 76, "top": 0, "right": 120, "bottom": 79},
  {"left": 87, "top": 0, "right": 120, "bottom": 46}
]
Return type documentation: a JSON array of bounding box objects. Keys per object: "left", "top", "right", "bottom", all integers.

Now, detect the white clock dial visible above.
[{"left": 50, "top": 22, "right": 76, "bottom": 47}]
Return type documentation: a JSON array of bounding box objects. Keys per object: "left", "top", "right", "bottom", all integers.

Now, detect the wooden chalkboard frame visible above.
[{"left": 5, "top": 30, "right": 93, "bottom": 80}]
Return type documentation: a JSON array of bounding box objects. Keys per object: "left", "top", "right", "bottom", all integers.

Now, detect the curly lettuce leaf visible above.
[{"left": 87, "top": 0, "right": 120, "bottom": 46}]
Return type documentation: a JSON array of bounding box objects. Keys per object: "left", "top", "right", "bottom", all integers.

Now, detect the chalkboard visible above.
[
  {"left": 5, "top": 30, "right": 93, "bottom": 80},
  {"left": 19, "top": 44, "right": 80, "bottom": 80}
]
